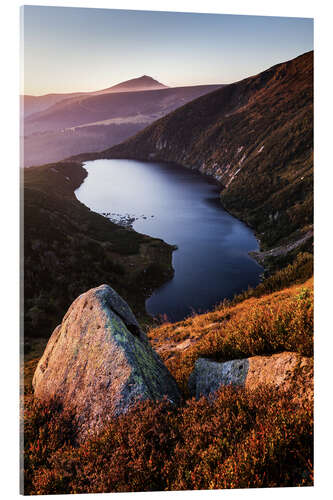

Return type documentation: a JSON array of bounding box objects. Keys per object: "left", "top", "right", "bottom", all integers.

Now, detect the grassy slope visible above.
[
  {"left": 24, "top": 161, "right": 174, "bottom": 346},
  {"left": 150, "top": 275, "right": 313, "bottom": 394},
  {"left": 101, "top": 51, "right": 313, "bottom": 252}
]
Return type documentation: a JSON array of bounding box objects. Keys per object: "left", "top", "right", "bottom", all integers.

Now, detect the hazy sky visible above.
[{"left": 22, "top": 6, "right": 313, "bottom": 96}]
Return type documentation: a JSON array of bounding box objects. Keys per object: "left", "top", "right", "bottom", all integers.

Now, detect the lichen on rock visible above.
[{"left": 33, "top": 284, "right": 180, "bottom": 440}]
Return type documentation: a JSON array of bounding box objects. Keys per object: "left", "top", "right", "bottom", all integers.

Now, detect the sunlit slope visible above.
[{"left": 149, "top": 272, "right": 313, "bottom": 393}]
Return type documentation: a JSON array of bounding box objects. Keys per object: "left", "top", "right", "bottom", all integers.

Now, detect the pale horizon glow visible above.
[{"left": 22, "top": 6, "right": 313, "bottom": 96}]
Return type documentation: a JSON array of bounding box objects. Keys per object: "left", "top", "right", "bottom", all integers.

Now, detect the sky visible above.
[{"left": 22, "top": 6, "right": 313, "bottom": 96}]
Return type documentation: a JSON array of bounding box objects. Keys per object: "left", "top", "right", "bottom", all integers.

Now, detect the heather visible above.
[
  {"left": 150, "top": 276, "right": 313, "bottom": 393},
  {"left": 23, "top": 272, "right": 313, "bottom": 494},
  {"left": 23, "top": 385, "right": 312, "bottom": 494}
]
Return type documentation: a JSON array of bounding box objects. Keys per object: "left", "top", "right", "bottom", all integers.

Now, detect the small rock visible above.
[{"left": 188, "top": 352, "right": 313, "bottom": 403}]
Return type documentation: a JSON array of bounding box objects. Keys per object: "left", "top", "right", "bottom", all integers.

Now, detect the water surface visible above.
[{"left": 76, "top": 159, "right": 263, "bottom": 321}]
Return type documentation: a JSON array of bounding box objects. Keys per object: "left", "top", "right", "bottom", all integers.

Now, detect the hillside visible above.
[
  {"left": 104, "top": 51, "right": 313, "bottom": 255},
  {"left": 23, "top": 83, "right": 222, "bottom": 167},
  {"left": 22, "top": 94, "right": 83, "bottom": 118},
  {"left": 23, "top": 161, "right": 174, "bottom": 347}
]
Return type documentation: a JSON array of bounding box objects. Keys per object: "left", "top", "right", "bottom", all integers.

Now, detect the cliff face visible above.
[{"left": 104, "top": 51, "right": 313, "bottom": 250}]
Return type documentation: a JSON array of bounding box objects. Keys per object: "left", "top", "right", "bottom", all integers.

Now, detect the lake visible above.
[{"left": 75, "top": 159, "right": 263, "bottom": 321}]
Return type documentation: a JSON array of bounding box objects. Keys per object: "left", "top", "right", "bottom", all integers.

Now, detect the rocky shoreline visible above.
[
  {"left": 101, "top": 211, "right": 156, "bottom": 230},
  {"left": 249, "top": 230, "right": 314, "bottom": 265}
]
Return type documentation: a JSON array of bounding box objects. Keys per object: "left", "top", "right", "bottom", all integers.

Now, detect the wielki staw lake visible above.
[{"left": 75, "top": 159, "right": 263, "bottom": 321}]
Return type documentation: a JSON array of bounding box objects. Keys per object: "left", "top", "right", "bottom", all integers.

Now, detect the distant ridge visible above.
[
  {"left": 23, "top": 75, "right": 168, "bottom": 100},
  {"left": 23, "top": 77, "right": 223, "bottom": 166},
  {"left": 22, "top": 75, "right": 168, "bottom": 117}
]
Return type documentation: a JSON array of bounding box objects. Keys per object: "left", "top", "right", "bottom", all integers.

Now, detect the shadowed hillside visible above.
[{"left": 23, "top": 162, "right": 174, "bottom": 346}]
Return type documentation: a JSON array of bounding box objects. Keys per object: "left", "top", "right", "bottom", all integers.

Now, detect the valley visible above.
[
  {"left": 75, "top": 159, "right": 263, "bottom": 321},
  {"left": 102, "top": 51, "right": 313, "bottom": 255},
  {"left": 23, "top": 50, "right": 314, "bottom": 366},
  {"left": 22, "top": 50, "right": 314, "bottom": 494}
]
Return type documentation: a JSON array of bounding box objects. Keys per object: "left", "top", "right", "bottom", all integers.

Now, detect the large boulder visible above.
[
  {"left": 33, "top": 284, "right": 180, "bottom": 440},
  {"left": 188, "top": 352, "right": 313, "bottom": 402}
]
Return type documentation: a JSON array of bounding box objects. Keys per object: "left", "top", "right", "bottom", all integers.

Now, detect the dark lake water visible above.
[{"left": 76, "top": 159, "right": 263, "bottom": 321}]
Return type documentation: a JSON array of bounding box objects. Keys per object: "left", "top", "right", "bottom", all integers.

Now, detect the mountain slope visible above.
[
  {"left": 104, "top": 51, "right": 313, "bottom": 252},
  {"left": 22, "top": 93, "right": 86, "bottom": 118}
]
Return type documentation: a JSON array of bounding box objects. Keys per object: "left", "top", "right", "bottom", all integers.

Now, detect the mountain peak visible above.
[{"left": 103, "top": 75, "right": 168, "bottom": 93}]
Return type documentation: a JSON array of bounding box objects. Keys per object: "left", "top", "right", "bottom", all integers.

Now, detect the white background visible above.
[{"left": 0, "top": 1, "right": 331, "bottom": 499}]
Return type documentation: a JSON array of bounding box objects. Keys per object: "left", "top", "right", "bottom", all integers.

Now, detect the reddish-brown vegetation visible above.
[
  {"left": 23, "top": 263, "right": 313, "bottom": 494},
  {"left": 150, "top": 275, "right": 313, "bottom": 394},
  {"left": 24, "top": 384, "right": 312, "bottom": 494}
]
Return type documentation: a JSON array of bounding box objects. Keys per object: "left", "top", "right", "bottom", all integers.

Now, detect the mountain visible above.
[
  {"left": 24, "top": 85, "right": 222, "bottom": 134},
  {"left": 21, "top": 75, "right": 167, "bottom": 118},
  {"left": 103, "top": 51, "right": 313, "bottom": 254},
  {"left": 23, "top": 83, "right": 223, "bottom": 167},
  {"left": 99, "top": 75, "right": 168, "bottom": 93}
]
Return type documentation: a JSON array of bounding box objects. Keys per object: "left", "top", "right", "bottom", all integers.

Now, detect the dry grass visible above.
[{"left": 149, "top": 277, "right": 313, "bottom": 394}]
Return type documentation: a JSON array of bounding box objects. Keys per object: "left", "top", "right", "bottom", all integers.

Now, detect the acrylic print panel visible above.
[{"left": 21, "top": 3, "right": 313, "bottom": 495}]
